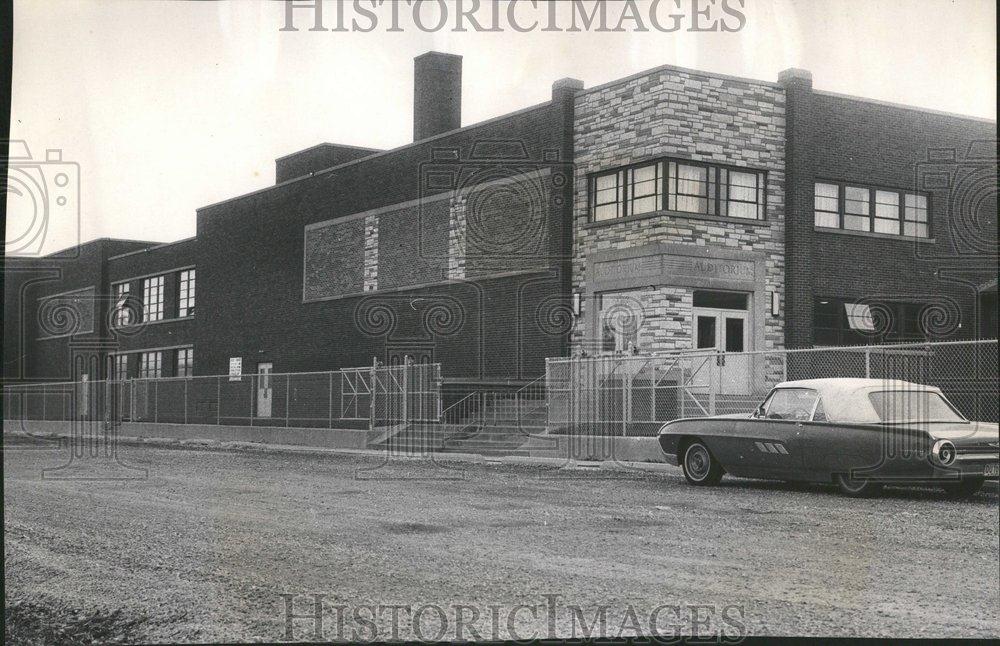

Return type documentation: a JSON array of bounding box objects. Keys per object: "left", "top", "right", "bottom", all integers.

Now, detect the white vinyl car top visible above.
[{"left": 770, "top": 378, "right": 945, "bottom": 424}]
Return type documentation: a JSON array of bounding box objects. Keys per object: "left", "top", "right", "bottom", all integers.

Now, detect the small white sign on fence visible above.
[{"left": 228, "top": 357, "right": 242, "bottom": 381}]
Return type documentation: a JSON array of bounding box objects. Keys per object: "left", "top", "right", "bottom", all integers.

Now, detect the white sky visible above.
[{"left": 8, "top": 0, "right": 997, "bottom": 255}]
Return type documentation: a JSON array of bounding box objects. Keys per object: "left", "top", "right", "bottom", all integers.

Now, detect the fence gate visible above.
[
  {"left": 342, "top": 361, "right": 442, "bottom": 429},
  {"left": 341, "top": 367, "right": 373, "bottom": 421}
]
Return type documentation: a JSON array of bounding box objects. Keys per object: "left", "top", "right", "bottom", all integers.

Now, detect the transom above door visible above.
[{"left": 692, "top": 290, "right": 750, "bottom": 353}]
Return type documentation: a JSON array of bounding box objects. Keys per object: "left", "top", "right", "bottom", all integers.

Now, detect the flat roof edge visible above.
[
  {"left": 106, "top": 236, "right": 198, "bottom": 261},
  {"left": 5, "top": 237, "right": 162, "bottom": 260},
  {"left": 812, "top": 89, "right": 997, "bottom": 124},
  {"left": 274, "top": 142, "right": 383, "bottom": 163}
]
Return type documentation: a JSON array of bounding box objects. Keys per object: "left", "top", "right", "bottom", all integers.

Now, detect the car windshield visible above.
[
  {"left": 762, "top": 388, "right": 819, "bottom": 421},
  {"left": 867, "top": 390, "right": 966, "bottom": 423}
]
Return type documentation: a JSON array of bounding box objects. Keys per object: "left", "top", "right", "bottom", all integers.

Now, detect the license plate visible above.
[{"left": 985, "top": 463, "right": 1000, "bottom": 478}]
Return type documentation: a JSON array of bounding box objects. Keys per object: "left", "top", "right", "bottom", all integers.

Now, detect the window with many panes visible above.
[
  {"left": 814, "top": 297, "right": 932, "bottom": 346},
  {"left": 627, "top": 163, "right": 661, "bottom": 216},
  {"left": 589, "top": 159, "right": 766, "bottom": 222},
  {"left": 113, "top": 282, "right": 132, "bottom": 326},
  {"left": 843, "top": 186, "right": 870, "bottom": 231},
  {"left": 112, "top": 354, "right": 129, "bottom": 381},
  {"left": 813, "top": 182, "right": 930, "bottom": 238},
  {"left": 591, "top": 171, "right": 623, "bottom": 221},
  {"left": 813, "top": 183, "right": 839, "bottom": 228},
  {"left": 178, "top": 269, "right": 195, "bottom": 317},
  {"left": 143, "top": 275, "right": 165, "bottom": 322},
  {"left": 903, "top": 193, "right": 929, "bottom": 237},
  {"left": 139, "top": 351, "right": 162, "bottom": 378},
  {"left": 176, "top": 348, "right": 194, "bottom": 377}
]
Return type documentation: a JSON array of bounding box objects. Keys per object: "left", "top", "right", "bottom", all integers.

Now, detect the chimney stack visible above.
[
  {"left": 413, "top": 52, "right": 462, "bottom": 141},
  {"left": 777, "top": 68, "right": 813, "bottom": 90}
]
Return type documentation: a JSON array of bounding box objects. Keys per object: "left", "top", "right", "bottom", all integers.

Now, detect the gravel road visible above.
[{"left": 4, "top": 439, "right": 998, "bottom": 642}]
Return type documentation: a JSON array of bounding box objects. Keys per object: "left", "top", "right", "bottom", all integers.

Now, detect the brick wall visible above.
[
  {"left": 3, "top": 239, "right": 154, "bottom": 381},
  {"left": 782, "top": 73, "right": 997, "bottom": 347},
  {"left": 572, "top": 66, "right": 787, "bottom": 353},
  {"left": 105, "top": 238, "right": 200, "bottom": 377},
  {"left": 275, "top": 143, "right": 381, "bottom": 184},
  {"left": 194, "top": 91, "right": 575, "bottom": 380}
]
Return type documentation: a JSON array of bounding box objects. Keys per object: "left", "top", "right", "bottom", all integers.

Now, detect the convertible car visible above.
[{"left": 658, "top": 378, "right": 999, "bottom": 498}]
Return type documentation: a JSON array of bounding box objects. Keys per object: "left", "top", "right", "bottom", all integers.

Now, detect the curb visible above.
[
  {"left": 3, "top": 430, "right": 672, "bottom": 472},
  {"left": 5, "top": 431, "right": 994, "bottom": 490}
]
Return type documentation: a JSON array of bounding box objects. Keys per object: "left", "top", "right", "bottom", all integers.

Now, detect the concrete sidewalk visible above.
[
  {"left": 3, "top": 428, "right": 680, "bottom": 475},
  {"left": 2, "top": 419, "right": 669, "bottom": 469}
]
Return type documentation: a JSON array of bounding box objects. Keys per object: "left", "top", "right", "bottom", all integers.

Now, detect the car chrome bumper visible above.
[{"left": 956, "top": 452, "right": 1000, "bottom": 462}]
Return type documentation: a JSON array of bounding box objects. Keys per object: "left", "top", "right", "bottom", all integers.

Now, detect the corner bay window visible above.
[
  {"left": 814, "top": 182, "right": 929, "bottom": 238},
  {"left": 590, "top": 159, "right": 766, "bottom": 222}
]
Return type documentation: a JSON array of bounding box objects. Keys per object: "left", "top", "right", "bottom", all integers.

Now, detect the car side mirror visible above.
[{"left": 752, "top": 405, "right": 764, "bottom": 419}]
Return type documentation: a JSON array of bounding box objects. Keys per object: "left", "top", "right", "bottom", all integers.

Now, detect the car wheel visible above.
[
  {"left": 681, "top": 440, "right": 723, "bottom": 486},
  {"left": 834, "top": 472, "right": 884, "bottom": 498},
  {"left": 940, "top": 478, "right": 984, "bottom": 500}
]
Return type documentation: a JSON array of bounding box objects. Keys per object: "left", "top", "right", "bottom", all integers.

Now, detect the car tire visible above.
[
  {"left": 940, "top": 478, "right": 984, "bottom": 500},
  {"left": 681, "top": 440, "right": 723, "bottom": 486},
  {"left": 834, "top": 472, "right": 884, "bottom": 498}
]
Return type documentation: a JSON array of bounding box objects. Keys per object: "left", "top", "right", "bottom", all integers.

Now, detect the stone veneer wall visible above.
[
  {"left": 572, "top": 66, "right": 787, "bottom": 352},
  {"left": 447, "top": 197, "right": 467, "bottom": 280},
  {"left": 363, "top": 214, "right": 378, "bottom": 292}
]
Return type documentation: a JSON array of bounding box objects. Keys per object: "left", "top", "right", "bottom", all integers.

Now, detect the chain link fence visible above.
[
  {"left": 3, "top": 363, "right": 442, "bottom": 431},
  {"left": 547, "top": 340, "right": 998, "bottom": 436}
]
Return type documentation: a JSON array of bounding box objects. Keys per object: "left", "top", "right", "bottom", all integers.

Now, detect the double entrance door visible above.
[{"left": 692, "top": 306, "right": 751, "bottom": 395}]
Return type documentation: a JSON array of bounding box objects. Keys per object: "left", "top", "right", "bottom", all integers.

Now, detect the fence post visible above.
[
  {"left": 865, "top": 349, "right": 871, "bottom": 378},
  {"left": 154, "top": 380, "right": 158, "bottom": 423},
  {"left": 709, "top": 354, "right": 717, "bottom": 416},
  {"left": 401, "top": 362, "right": 409, "bottom": 425},
  {"left": 329, "top": 372, "right": 334, "bottom": 429},
  {"left": 437, "top": 365, "right": 443, "bottom": 420},
  {"left": 622, "top": 366, "right": 629, "bottom": 437},
  {"left": 216, "top": 376, "right": 221, "bottom": 425},
  {"left": 285, "top": 374, "right": 290, "bottom": 427},
  {"left": 250, "top": 374, "right": 255, "bottom": 426},
  {"left": 369, "top": 357, "right": 377, "bottom": 433},
  {"left": 184, "top": 378, "right": 188, "bottom": 425}
]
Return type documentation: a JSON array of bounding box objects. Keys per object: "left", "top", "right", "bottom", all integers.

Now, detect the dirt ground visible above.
[{"left": 4, "top": 438, "right": 999, "bottom": 642}]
